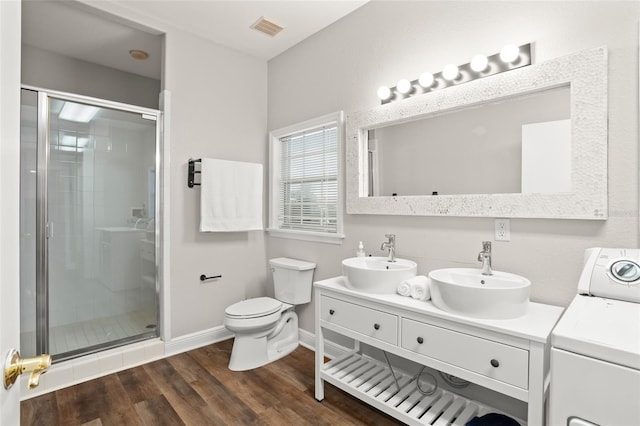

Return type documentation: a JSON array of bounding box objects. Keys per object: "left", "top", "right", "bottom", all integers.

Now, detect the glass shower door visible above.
[{"left": 20, "top": 89, "right": 159, "bottom": 361}]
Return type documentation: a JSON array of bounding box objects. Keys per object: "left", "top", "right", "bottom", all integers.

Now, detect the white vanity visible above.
[{"left": 314, "top": 277, "right": 563, "bottom": 425}]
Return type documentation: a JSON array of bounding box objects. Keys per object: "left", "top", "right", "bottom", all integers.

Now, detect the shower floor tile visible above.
[{"left": 20, "top": 309, "right": 156, "bottom": 357}]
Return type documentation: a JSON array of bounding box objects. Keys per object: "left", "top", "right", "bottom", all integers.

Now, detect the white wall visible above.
[
  {"left": 267, "top": 1, "right": 640, "bottom": 333},
  {"left": 22, "top": 44, "right": 160, "bottom": 109},
  {"left": 164, "top": 30, "right": 268, "bottom": 338}
]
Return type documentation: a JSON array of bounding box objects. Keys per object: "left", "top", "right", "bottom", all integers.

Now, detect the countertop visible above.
[{"left": 315, "top": 276, "right": 565, "bottom": 343}]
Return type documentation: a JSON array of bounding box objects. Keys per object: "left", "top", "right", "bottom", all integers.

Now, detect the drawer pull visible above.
[
  {"left": 417, "top": 337, "right": 424, "bottom": 344},
  {"left": 490, "top": 359, "right": 500, "bottom": 368},
  {"left": 329, "top": 309, "right": 335, "bottom": 315},
  {"left": 374, "top": 323, "right": 380, "bottom": 330}
]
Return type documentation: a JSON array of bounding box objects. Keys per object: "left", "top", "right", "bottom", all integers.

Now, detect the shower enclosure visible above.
[{"left": 20, "top": 87, "right": 160, "bottom": 362}]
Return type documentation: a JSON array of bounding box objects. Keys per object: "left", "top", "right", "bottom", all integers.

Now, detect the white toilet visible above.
[{"left": 224, "top": 257, "right": 316, "bottom": 371}]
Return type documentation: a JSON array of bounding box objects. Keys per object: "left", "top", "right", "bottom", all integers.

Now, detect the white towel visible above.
[
  {"left": 397, "top": 281, "right": 411, "bottom": 297},
  {"left": 199, "top": 158, "right": 263, "bottom": 232},
  {"left": 405, "top": 276, "right": 431, "bottom": 301}
]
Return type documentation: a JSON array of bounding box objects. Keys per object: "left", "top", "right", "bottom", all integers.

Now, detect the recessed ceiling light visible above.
[
  {"left": 129, "top": 49, "right": 149, "bottom": 60},
  {"left": 59, "top": 102, "right": 99, "bottom": 123},
  {"left": 250, "top": 16, "right": 284, "bottom": 37}
]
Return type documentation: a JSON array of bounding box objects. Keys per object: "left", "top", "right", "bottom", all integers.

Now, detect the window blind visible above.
[{"left": 278, "top": 124, "right": 338, "bottom": 233}]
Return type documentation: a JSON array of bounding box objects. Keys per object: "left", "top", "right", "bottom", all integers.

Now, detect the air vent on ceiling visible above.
[{"left": 250, "top": 16, "right": 284, "bottom": 37}]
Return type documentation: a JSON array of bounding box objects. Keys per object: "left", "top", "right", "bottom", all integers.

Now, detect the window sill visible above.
[{"left": 267, "top": 228, "right": 345, "bottom": 245}]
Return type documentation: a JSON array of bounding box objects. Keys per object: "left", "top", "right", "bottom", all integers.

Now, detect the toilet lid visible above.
[{"left": 225, "top": 297, "right": 282, "bottom": 319}]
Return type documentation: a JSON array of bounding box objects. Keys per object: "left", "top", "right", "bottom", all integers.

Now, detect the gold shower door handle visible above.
[{"left": 3, "top": 348, "right": 52, "bottom": 390}]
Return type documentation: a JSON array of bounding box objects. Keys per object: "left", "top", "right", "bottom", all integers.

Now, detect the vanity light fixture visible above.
[
  {"left": 418, "top": 72, "right": 434, "bottom": 88},
  {"left": 396, "top": 79, "right": 412, "bottom": 94},
  {"left": 377, "top": 43, "right": 532, "bottom": 104},
  {"left": 499, "top": 44, "right": 520, "bottom": 63},
  {"left": 470, "top": 54, "right": 489, "bottom": 72},
  {"left": 442, "top": 64, "right": 460, "bottom": 81},
  {"left": 377, "top": 86, "right": 392, "bottom": 101}
]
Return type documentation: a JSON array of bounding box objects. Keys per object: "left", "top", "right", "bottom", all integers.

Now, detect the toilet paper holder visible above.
[{"left": 200, "top": 274, "right": 222, "bottom": 282}]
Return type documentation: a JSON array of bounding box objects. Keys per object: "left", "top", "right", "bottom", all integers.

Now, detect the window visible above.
[{"left": 268, "top": 111, "right": 344, "bottom": 244}]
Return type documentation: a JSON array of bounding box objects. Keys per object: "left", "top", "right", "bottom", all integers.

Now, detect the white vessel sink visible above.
[
  {"left": 428, "top": 268, "right": 530, "bottom": 319},
  {"left": 342, "top": 256, "right": 417, "bottom": 294}
]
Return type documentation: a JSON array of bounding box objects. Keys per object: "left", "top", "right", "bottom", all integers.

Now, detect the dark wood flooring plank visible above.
[
  {"left": 133, "top": 394, "right": 184, "bottom": 426},
  {"left": 187, "top": 346, "right": 281, "bottom": 416},
  {"left": 54, "top": 373, "right": 132, "bottom": 426},
  {"left": 143, "top": 358, "right": 226, "bottom": 425},
  {"left": 20, "top": 391, "right": 59, "bottom": 425},
  {"left": 168, "top": 352, "right": 259, "bottom": 424},
  {"left": 260, "top": 347, "right": 315, "bottom": 393},
  {"left": 79, "top": 419, "right": 103, "bottom": 426},
  {"left": 116, "top": 366, "right": 162, "bottom": 404},
  {"left": 100, "top": 405, "right": 144, "bottom": 426},
  {"left": 21, "top": 339, "right": 405, "bottom": 426},
  {"left": 259, "top": 403, "right": 313, "bottom": 425}
]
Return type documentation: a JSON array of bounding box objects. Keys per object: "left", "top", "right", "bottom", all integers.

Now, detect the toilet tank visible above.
[{"left": 270, "top": 257, "right": 316, "bottom": 305}]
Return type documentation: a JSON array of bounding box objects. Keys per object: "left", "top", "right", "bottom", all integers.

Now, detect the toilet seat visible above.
[{"left": 225, "top": 297, "right": 282, "bottom": 319}]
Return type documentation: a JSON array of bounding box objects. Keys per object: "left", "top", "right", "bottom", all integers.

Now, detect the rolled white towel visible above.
[
  {"left": 406, "top": 276, "right": 431, "bottom": 301},
  {"left": 397, "top": 281, "right": 412, "bottom": 297}
]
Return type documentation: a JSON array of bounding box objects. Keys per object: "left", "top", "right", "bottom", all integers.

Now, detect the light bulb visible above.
[
  {"left": 377, "top": 86, "right": 391, "bottom": 100},
  {"left": 470, "top": 54, "right": 488, "bottom": 72},
  {"left": 418, "top": 72, "right": 434, "bottom": 88},
  {"left": 500, "top": 44, "right": 520, "bottom": 63},
  {"left": 396, "top": 79, "right": 412, "bottom": 94},
  {"left": 442, "top": 64, "right": 459, "bottom": 81}
]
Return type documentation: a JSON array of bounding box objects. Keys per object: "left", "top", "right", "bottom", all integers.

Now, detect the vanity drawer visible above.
[
  {"left": 401, "top": 318, "right": 529, "bottom": 389},
  {"left": 320, "top": 295, "right": 398, "bottom": 345}
]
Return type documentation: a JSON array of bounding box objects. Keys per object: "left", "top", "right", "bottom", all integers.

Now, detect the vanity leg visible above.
[
  {"left": 528, "top": 341, "right": 548, "bottom": 425},
  {"left": 314, "top": 327, "right": 325, "bottom": 401},
  {"left": 314, "top": 288, "right": 325, "bottom": 401}
]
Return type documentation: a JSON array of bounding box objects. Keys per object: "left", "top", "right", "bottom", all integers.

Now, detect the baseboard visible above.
[
  {"left": 164, "top": 325, "right": 234, "bottom": 356},
  {"left": 22, "top": 326, "right": 337, "bottom": 400},
  {"left": 21, "top": 338, "right": 166, "bottom": 400},
  {"left": 167, "top": 326, "right": 348, "bottom": 359},
  {"left": 298, "top": 328, "right": 349, "bottom": 360}
]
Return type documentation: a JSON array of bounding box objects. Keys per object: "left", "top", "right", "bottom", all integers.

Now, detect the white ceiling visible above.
[{"left": 21, "top": 0, "right": 369, "bottom": 81}]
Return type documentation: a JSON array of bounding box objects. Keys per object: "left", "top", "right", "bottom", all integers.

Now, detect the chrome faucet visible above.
[
  {"left": 380, "top": 234, "right": 396, "bottom": 262},
  {"left": 478, "top": 241, "right": 493, "bottom": 276}
]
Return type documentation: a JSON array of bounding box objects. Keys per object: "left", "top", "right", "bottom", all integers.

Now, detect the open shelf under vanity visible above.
[
  {"left": 322, "top": 350, "right": 523, "bottom": 425},
  {"left": 314, "top": 277, "right": 563, "bottom": 426}
]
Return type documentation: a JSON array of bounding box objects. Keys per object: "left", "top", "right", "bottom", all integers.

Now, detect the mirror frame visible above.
[{"left": 346, "top": 47, "right": 608, "bottom": 219}]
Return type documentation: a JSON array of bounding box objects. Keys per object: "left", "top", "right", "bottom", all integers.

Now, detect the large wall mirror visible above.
[{"left": 346, "top": 47, "right": 608, "bottom": 219}]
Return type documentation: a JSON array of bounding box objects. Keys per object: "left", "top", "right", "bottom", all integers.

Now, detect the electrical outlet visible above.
[{"left": 495, "top": 218, "right": 510, "bottom": 241}]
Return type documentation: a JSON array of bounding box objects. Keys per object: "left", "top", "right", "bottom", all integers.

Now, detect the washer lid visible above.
[
  {"left": 225, "top": 297, "right": 282, "bottom": 318},
  {"left": 552, "top": 295, "right": 640, "bottom": 370}
]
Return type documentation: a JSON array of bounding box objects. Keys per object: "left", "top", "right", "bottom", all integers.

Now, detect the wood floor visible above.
[{"left": 21, "top": 339, "right": 403, "bottom": 425}]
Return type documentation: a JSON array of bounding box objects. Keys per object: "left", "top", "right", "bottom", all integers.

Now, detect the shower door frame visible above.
[{"left": 23, "top": 85, "right": 163, "bottom": 362}]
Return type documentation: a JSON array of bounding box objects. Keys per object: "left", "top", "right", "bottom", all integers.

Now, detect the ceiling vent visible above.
[{"left": 250, "top": 16, "right": 284, "bottom": 37}]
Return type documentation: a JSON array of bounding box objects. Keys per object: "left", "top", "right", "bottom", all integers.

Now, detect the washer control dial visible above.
[{"left": 609, "top": 260, "right": 640, "bottom": 283}]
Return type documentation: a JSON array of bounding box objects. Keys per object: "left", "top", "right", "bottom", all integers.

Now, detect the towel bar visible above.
[{"left": 188, "top": 158, "right": 201, "bottom": 188}]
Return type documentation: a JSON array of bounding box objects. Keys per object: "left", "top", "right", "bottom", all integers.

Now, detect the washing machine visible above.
[{"left": 549, "top": 248, "right": 640, "bottom": 426}]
